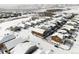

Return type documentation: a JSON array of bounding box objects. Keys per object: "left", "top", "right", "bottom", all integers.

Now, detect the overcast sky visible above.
[
  {"left": 0, "top": 4, "right": 20, "bottom": 9},
  {"left": 0, "top": 4, "right": 79, "bottom": 9},
  {"left": 0, "top": 4, "right": 45, "bottom": 9}
]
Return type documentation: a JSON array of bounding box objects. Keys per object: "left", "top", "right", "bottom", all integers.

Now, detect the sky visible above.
[
  {"left": 0, "top": 4, "right": 20, "bottom": 9},
  {"left": 0, "top": 4, "right": 79, "bottom": 9}
]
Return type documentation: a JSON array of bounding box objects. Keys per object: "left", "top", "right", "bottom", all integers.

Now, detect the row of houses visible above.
[
  {"left": 0, "top": 12, "right": 22, "bottom": 19},
  {"left": 32, "top": 13, "right": 75, "bottom": 38},
  {"left": 8, "top": 16, "right": 51, "bottom": 32},
  {"left": 51, "top": 18, "right": 79, "bottom": 50},
  {"left": 32, "top": 13, "right": 77, "bottom": 50}
]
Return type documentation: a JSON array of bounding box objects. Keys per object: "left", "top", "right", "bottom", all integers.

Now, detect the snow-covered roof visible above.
[
  {"left": 32, "top": 28, "right": 45, "bottom": 34},
  {"left": 18, "top": 23, "right": 25, "bottom": 28},
  {"left": 67, "top": 21, "right": 77, "bottom": 24},
  {"left": 57, "top": 29, "right": 67, "bottom": 33},
  {"left": 63, "top": 25, "right": 74, "bottom": 30},
  {"left": 51, "top": 33, "right": 63, "bottom": 39},
  {"left": 11, "top": 42, "right": 36, "bottom": 54},
  {"left": 25, "top": 22, "right": 31, "bottom": 25}
]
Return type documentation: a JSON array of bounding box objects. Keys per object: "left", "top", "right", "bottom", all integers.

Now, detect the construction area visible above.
[{"left": 0, "top": 4, "right": 79, "bottom": 54}]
